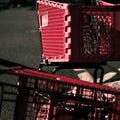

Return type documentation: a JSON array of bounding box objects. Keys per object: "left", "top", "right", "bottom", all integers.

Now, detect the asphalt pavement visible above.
[{"left": 0, "top": 7, "right": 40, "bottom": 68}]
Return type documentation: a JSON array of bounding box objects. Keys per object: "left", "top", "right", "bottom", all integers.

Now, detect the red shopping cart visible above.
[
  {"left": 37, "top": 0, "right": 120, "bottom": 66},
  {"left": 36, "top": 0, "right": 120, "bottom": 84},
  {"left": 0, "top": 58, "right": 120, "bottom": 120}
]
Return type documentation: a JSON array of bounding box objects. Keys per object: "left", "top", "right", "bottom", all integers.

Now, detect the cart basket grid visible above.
[{"left": 0, "top": 65, "right": 120, "bottom": 120}]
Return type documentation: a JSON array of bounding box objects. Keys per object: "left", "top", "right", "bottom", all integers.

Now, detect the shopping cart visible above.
[
  {"left": 0, "top": 58, "right": 120, "bottom": 120},
  {"left": 36, "top": 0, "right": 120, "bottom": 83},
  {"left": 37, "top": 0, "right": 120, "bottom": 65}
]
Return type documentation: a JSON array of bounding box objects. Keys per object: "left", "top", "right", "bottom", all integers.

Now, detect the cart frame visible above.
[{"left": 0, "top": 58, "right": 120, "bottom": 120}]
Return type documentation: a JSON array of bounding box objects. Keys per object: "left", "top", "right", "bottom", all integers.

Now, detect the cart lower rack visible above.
[{"left": 0, "top": 59, "right": 120, "bottom": 120}]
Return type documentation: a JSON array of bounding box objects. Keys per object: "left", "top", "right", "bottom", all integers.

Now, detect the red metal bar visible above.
[{"left": 1, "top": 67, "right": 119, "bottom": 94}]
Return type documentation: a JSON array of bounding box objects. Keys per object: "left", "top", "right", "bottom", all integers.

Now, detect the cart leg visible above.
[
  {"left": 93, "top": 66, "right": 104, "bottom": 84},
  {"left": 14, "top": 77, "right": 29, "bottom": 120}
]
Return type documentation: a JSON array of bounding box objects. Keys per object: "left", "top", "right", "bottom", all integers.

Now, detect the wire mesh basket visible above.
[{"left": 0, "top": 66, "right": 120, "bottom": 120}]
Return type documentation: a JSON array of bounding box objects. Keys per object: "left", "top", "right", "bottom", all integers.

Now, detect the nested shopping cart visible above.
[{"left": 0, "top": 58, "right": 120, "bottom": 120}]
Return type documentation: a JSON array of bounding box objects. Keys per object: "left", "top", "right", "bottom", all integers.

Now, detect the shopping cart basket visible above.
[
  {"left": 37, "top": 0, "right": 120, "bottom": 66},
  {"left": 0, "top": 59, "right": 120, "bottom": 120}
]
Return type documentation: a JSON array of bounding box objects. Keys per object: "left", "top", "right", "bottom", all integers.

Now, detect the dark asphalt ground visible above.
[
  {"left": 0, "top": 7, "right": 40, "bottom": 69},
  {"left": 0, "top": 6, "right": 120, "bottom": 120}
]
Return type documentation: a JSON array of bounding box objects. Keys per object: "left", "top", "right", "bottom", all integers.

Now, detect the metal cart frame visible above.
[{"left": 0, "top": 58, "right": 120, "bottom": 120}]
